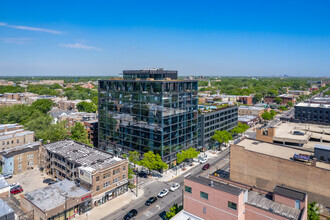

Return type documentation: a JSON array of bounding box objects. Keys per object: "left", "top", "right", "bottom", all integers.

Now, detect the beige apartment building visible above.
[
  {"left": 238, "top": 106, "right": 268, "bottom": 117},
  {"left": 0, "top": 124, "right": 35, "bottom": 151},
  {"left": 40, "top": 139, "right": 128, "bottom": 207}
]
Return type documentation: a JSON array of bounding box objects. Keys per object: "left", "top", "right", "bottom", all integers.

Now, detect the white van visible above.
[{"left": 199, "top": 157, "right": 207, "bottom": 164}]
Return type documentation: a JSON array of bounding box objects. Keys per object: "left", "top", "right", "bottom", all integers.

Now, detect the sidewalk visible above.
[
  {"left": 155, "top": 150, "right": 221, "bottom": 182},
  {"left": 75, "top": 188, "right": 145, "bottom": 220}
]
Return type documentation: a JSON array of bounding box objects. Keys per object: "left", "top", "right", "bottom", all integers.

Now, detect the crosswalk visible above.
[{"left": 138, "top": 179, "right": 154, "bottom": 188}]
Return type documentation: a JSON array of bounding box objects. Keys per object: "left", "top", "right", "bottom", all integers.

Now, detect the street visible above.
[{"left": 104, "top": 148, "right": 230, "bottom": 220}]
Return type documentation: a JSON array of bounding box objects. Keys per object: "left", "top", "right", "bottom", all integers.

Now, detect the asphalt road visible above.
[{"left": 105, "top": 148, "right": 230, "bottom": 220}]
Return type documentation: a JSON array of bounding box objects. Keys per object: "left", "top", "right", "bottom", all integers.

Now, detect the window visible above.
[
  {"left": 113, "top": 168, "right": 120, "bottom": 175},
  {"left": 295, "top": 200, "right": 300, "bottom": 209},
  {"left": 27, "top": 155, "right": 30, "bottom": 159},
  {"left": 18, "top": 157, "right": 21, "bottom": 162},
  {"left": 31, "top": 161, "right": 33, "bottom": 166},
  {"left": 123, "top": 174, "right": 126, "bottom": 179},
  {"left": 103, "top": 172, "right": 110, "bottom": 179},
  {"left": 113, "top": 177, "right": 119, "bottom": 183},
  {"left": 18, "top": 164, "right": 21, "bottom": 169},
  {"left": 96, "top": 185, "right": 100, "bottom": 191},
  {"left": 123, "top": 166, "right": 126, "bottom": 171},
  {"left": 203, "top": 207, "right": 206, "bottom": 214},
  {"left": 31, "top": 155, "right": 34, "bottom": 159},
  {"left": 228, "top": 201, "right": 237, "bottom": 210},
  {"left": 185, "top": 186, "right": 192, "bottom": 194},
  {"left": 200, "top": 191, "right": 208, "bottom": 200},
  {"left": 96, "top": 176, "right": 100, "bottom": 182},
  {"left": 103, "top": 181, "right": 110, "bottom": 188},
  {"left": 17, "top": 139, "right": 19, "bottom": 144}
]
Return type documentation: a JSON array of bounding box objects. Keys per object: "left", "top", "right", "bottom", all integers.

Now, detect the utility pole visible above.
[{"left": 136, "top": 174, "right": 138, "bottom": 197}]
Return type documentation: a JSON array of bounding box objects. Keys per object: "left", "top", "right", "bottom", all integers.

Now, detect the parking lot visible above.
[{"left": 6, "top": 169, "right": 53, "bottom": 196}]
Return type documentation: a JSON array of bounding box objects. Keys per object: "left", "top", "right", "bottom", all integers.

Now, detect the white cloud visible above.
[
  {"left": 0, "top": 22, "right": 63, "bottom": 34},
  {"left": 60, "top": 43, "right": 102, "bottom": 51},
  {"left": 1, "top": 37, "right": 32, "bottom": 44}
]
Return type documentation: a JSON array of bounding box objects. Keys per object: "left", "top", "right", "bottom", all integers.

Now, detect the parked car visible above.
[
  {"left": 123, "top": 209, "right": 138, "bottom": 220},
  {"left": 158, "top": 189, "right": 169, "bottom": 198},
  {"left": 138, "top": 171, "right": 148, "bottom": 178},
  {"left": 48, "top": 180, "right": 57, "bottom": 185},
  {"left": 10, "top": 186, "right": 23, "bottom": 195},
  {"left": 170, "top": 183, "right": 180, "bottom": 192},
  {"left": 199, "top": 157, "right": 207, "bottom": 164},
  {"left": 2, "top": 174, "right": 12, "bottom": 179},
  {"left": 293, "top": 131, "right": 304, "bottom": 136},
  {"left": 43, "top": 178, "right": 55, "bottom": 184},
  {"left": 145, "top": 196, "right": 157, "bottom": 206},
  {"left": 202, "top": 163, "right": 210, "bottom": 170},
  {"left": 10, "top": 183, "right": 19, "bottom": 188}
]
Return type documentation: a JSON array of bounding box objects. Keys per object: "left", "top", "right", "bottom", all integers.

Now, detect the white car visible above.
[
  {"left": 170, "top": 183, "right": 180, "bottom": 192},
  {"left": 10, "top": 183, "right": 19, "bottom": 188},
  {"left": 158, "top": 189, "right": 169, "bottom": 198},
  {"left": 199, "top": 157, "right": 207, "bottom": 164}
]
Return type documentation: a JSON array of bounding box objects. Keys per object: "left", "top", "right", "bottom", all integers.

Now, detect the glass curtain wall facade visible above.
[{"left": 98, "top": 70, "right": 198, "bottom": 163}]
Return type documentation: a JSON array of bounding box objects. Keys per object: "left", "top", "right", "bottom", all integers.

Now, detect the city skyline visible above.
[{"left": 1, "top": 0, "right": 330, "bottom": 76}]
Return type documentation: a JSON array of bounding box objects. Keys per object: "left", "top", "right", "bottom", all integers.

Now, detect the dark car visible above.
[
  {"left": 43, "top": 178, "right": 54, "bottom": 184},
  {"left": 293, "top": 131, "right": 304, "bottom": 136},
  {"left": 202, "top": 163, "right": 210, "bottom": 170},
  {"left": 123, "top": 209, "right": 138, "bottom": 220},
  {"left": 145, "top": 196, "right": 157, "bottom": 206},
  {"left": 10, "top": 186, "right": 23, "bottom": 195},
  {"left": 48, "top": 180, "right": 57, "bottom": 185},
  {"left": 138, "top": 171, "right": 148, "bottom": 178}
]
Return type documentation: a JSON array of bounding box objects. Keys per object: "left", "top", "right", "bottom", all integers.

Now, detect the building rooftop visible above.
[
  {"left": 1, "top": 142, "right": 40, "bottom": 158},
  {"left": 238, "top": 106, "right": 265, "bottom": 111},
  {"left": 236, "top": 138, "right": 330, "bottom": 170},
  {"left": 0, "top": 199, "right": 14, "bottom": 217},
  {"left": 238, "top": 115, "right": 258, "bottom": 122},
  {"left": 44, "top": 140, "right": 123, "bottom": 170},
  {"left": 247, "top": 191, "right": 301, "bottom": 220},
  {"left": 198, "top": 104, "right": 236, "bottom": 115},
  {"left": 274, "top": 185, "right": 306, "bottom": 201},
  {"left": 296, "top": 102, "right": 330, "bottom": 108},
  {"left": 314, "top": 144, "right": 330, "bottom": 151},
  {"left": 171, "top": 210, "right": 203, "bottom": 220},
  {"left": 186, "top": 176, "right": 244, "bottom": 196},
  {"left": 23, "top": 179, "right": 90, "bottom": 212},
  {"left": 0, "top": 176, "right": 10, "bottom": 189}
]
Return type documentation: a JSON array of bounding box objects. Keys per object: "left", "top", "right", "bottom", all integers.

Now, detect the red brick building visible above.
[
  {"left": 237, "top": 96, "right": 253, "bottom": 105},
  {"left": 265, "top": 94, "right": 295, "bottom": 105},
  {"left": 181, "top": 176, "right": 307, "bottom": 220}
]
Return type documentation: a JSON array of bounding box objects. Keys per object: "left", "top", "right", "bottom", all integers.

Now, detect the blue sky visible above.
[{"left": 0, "top": 0, "right": 329, "bottom": 76}]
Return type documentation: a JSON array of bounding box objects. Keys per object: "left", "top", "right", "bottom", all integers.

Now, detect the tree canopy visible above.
[
  {"left": 70, "top": 122, "right": 90, "bottom": 145},
  {"left": 139, "top": 151, "right": 168, "bottom": 173},
  {"left": 31, "top": 99, "right": 54, "bottom": 114},
  {"left": 76, "top": 101, "right": 97, "bottom": 113},
  {"left": 307, "top": 202, "right": 320, "bottom": 220},
  {"left": 212, "top": 130, "right": 233, "bottom": 146}
]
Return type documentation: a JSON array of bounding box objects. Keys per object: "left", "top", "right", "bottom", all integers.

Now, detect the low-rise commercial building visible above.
[
  {"left": 182, "top": 176, "right": 307, "bottom": 220},
  {"left": 20, "top": 179, "right": 92, "bottom": 220},
  {"left": 238, "top": 106, "right": 267, "bottom": 117},
  {"left": 237, "top": 96, "right": 253, "bottom": 105},
  {"left": 198, "top": 105, "right": 238, "bottom": 150},
  {"left": 238, "top": 115, "right": 259, "bottom": 126},
  {"left": 1, "top": 142, "right": 40, "bottom": 175},
  {"left": 40, "top": 140, "right": 128, "bottom": 207},
  {"left": 230, "top": 138, "right": 330, "bottom": 206},
  {"left": 265, "top": 94, "right": 295, "bottom": 105},
  {"left": 295, "top": 103, "right": 330, "bottom": 124}
]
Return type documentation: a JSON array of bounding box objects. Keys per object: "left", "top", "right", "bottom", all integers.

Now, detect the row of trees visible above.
[
  {"left": 0, "top": 99, "right": 90, "bottom": 145},
  {"left": 211, "top": 123, "right": 249, "bottom": 148}
]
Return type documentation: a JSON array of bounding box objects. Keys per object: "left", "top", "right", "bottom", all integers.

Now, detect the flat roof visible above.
[
  {"left": 23, "top": 179, "right": 90, "bottom": 212},
  {"left": 274, "top": 185, "right": 306, "bottom": 201},
  {"left": 237, "top": 139, "right": 330, "bottom": 170},
  {"left": 1, "top": 142, "right": 40, "bottom": 158},
  {"left": 0, "top": 176, "right": 9, "bottom": 189},
  {"left": 296, "top": 102, "right": 330, "bottom": 108},
  {"left": 186, "top": 176, "right": 244, "bottom": 196},
  {"left": 238, "top": 106, "right": 264, "bottom": 111},
  {"left": 315, "top": 144, "right": 330, "bottom": 151},
  {"left": 0, "top": 199, "right": 14, "bottom": 217},
  {"left": 238, "top": 115, "right": 258, "bottom": 122},
  {"left": 44, "top": 140, "right": 123, "bottom": 170}
]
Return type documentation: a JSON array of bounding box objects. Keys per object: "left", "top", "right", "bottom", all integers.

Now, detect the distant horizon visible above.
[{"left": 1, "top": 1, "right": 329, "bottom": 76}]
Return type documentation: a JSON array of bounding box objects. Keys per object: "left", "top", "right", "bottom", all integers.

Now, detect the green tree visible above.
[
  {"left": 31, "top": 99, "right": 54, "bottom": 114},
  {"left": 165, "top": 203, "right": 183, "bottom": 219},
  {"left": 176, "top": 152, "right": 185, "bottom": 165},
  {"left": 128, "top": 151, "right": 140, "bottom": 170},
  {"left": 268, "top": 90, "right": 278, "bottom": 96},
  {"left": 262, "top": 112, "right": 274, "bottom": 120},
  {"left": 287, "top": 101, "right": 293, "bottom": 107},
  {"left": 76, "top": 101, "right": 97, "bottom": 113},
  {"left": 270, "top": 110, "right": 276, "bottom": 116},
  {"left": 70, "top": 122, "right": 89, "bottom": 144},
  {"left": 274, "top": 97, "right": 283, "bottom": 105},
  {"left": 307, "top": 202, "right": 320, "bottom": 220},
  {"left": 139, "top": 151, "right": 168, "bottom": 174},
  {"left": 185, "top": 147, "right": 200, "bottom": 162},
  {"left": 253, "top": 93, "right": 263, "bottom": 103},
  {"left": 211, "top": 130, "right": 233, "bottom": 148},
  {"left": 128, "top": 166, "right": 134, "bottom": 180}
]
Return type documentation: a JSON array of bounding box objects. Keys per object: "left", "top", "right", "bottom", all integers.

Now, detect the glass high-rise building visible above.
[{"left": 98, "top": 69, "right": 198, "bottom": 164}]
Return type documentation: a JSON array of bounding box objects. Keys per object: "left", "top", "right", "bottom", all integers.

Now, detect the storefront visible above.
[
  {"left": 47, "top": 199, "right": 92, "bottom": 220},
  {"left": 93, "top": 180, "right": 128, "bottom": 207}
]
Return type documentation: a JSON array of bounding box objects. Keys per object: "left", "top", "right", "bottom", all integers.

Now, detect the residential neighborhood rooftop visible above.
[{"left": 44, "top": 140, "right": 123, "bottom": 170}]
